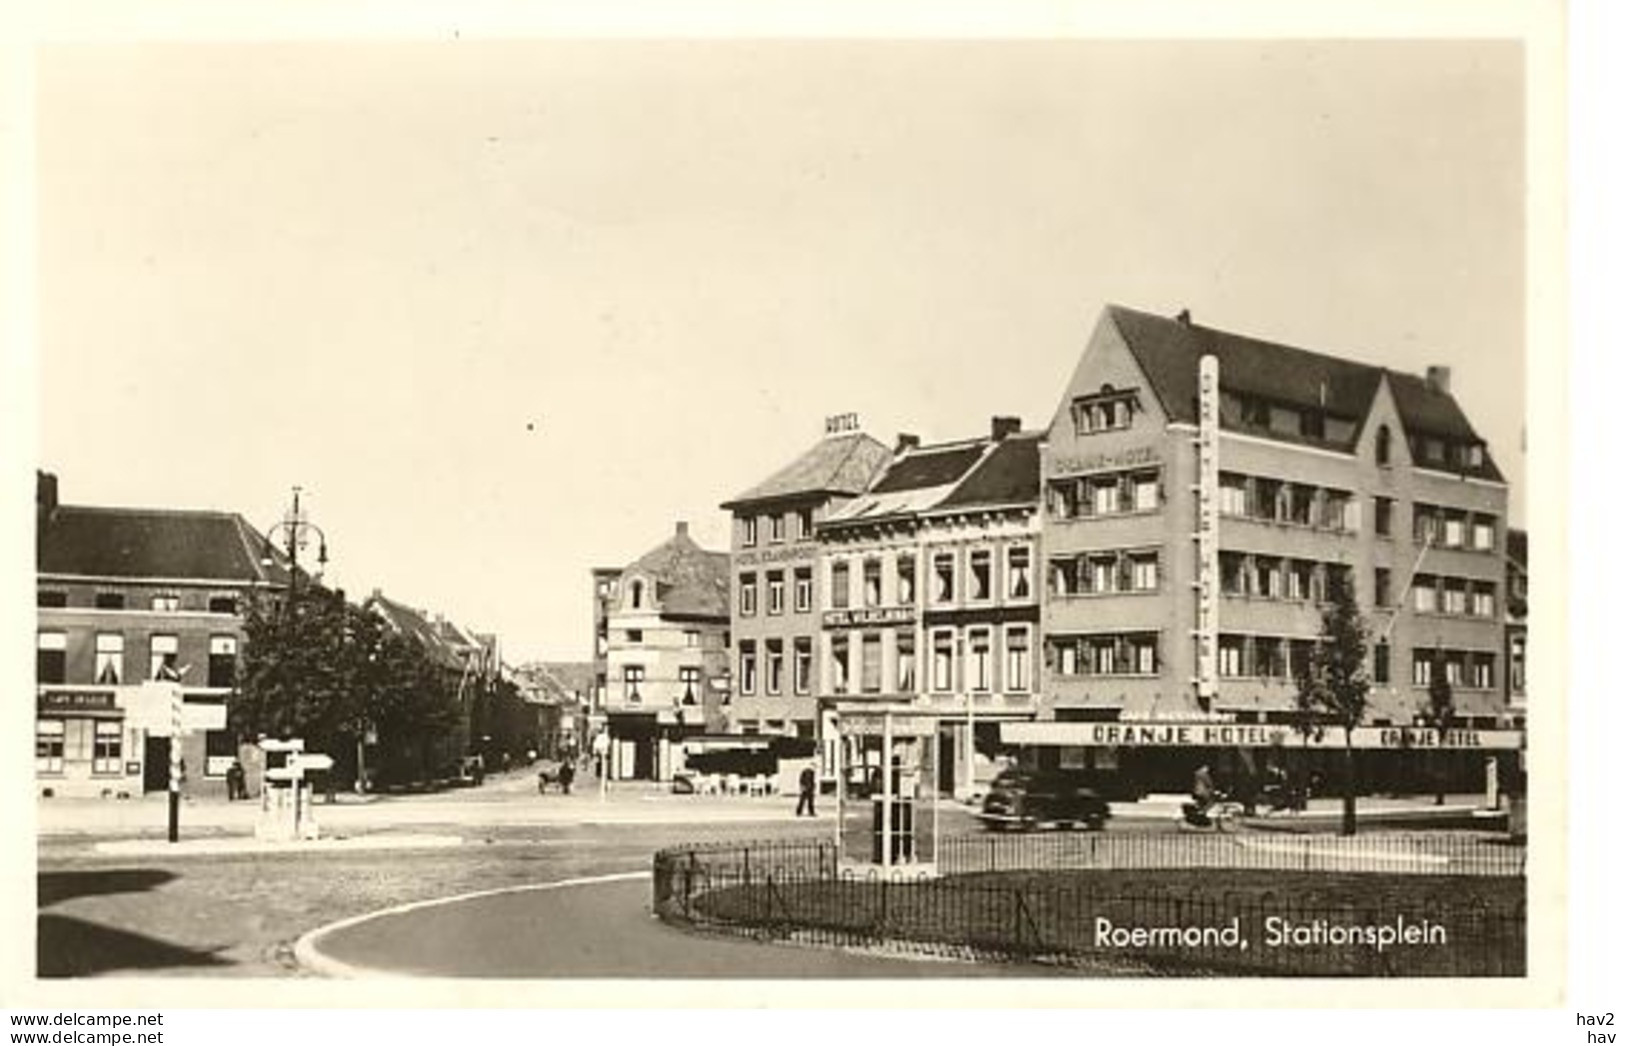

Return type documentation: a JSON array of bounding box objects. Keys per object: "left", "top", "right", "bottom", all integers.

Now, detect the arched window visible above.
[
  {"left": 1375, "top": 424, "right": 1392, "bottom": 466},
  {"left": 629, "top": 579, "right": 644, "bottom": 609}
]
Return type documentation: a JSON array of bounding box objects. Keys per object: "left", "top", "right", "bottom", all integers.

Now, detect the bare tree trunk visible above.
[{"left": 1341, "top": 740, "right": 1357, "bottom": 836}]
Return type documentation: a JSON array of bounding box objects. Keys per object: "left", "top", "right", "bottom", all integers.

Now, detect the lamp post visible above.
[{"left": 260, "top": 485, "right": 329, "bottom": 590}]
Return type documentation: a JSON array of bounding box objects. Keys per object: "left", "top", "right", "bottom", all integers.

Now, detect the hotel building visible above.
[
  {"left": 1023, "top": 305, "right": 1517, "bottom": 793},
  {"left": 720, "top": 427, "right": 891, "bottom": 743},
  {"left": 817, "top": 418, "right": 1042, "bottom": 794}
]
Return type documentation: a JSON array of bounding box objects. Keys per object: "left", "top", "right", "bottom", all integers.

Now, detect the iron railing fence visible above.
[{"left": 651, "top": 831, "right": 1526, "bottom": 977}]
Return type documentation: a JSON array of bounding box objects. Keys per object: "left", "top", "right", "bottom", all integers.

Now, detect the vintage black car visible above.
[{"left": 977, "top": 769, "right": 1111, "bottom": 831}]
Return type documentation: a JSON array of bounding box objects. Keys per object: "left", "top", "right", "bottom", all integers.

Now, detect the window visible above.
[
  {"left": 1473, "top": 585, "right": 1496, "bottom": 618},
  {"left": 1443, "top": 516, "right": 1466, "bottom": 549},
  {"left": 150, "top": 594, "right": 180, "bottom": 612},
  {"left": 969, "top": 551, "right": 992, "bottom": 601},
  {"left": 830, "top": 636, "right": 850, "bottom": 695},
  {"left": 739, "top": 573, "right": 758, "bottom": 616},
  {"left": 860, "top": 634, "right": 882, "bottom": 693},
  {"left": 1131, "top": 553, "right": 1159, "bottom": 592},
  {"left": 625, "top": 628, "right": 644, "bottom": 644},
  {"left": 1442, "top": 580, "right": 1467, "bottom": 616},
  {"left": 1130, "top": 634, "right": 1158, "bottom": 675},
  {"left": 862, "top": 560, "right": 882, "bottom": 607},
  {"left": 1006, "top": 546, "right": 1032, "bottom": 600},
  {"left": 624, "top": 665, "right": 645, "bottom": 703},
  {"left": 94, "top": 633, "right": 123, "bottom": 685},
  {"left": 1472, "top": 655, "right": 1495, "bottom": 690},
  {"left": 149, "top": 634, "right": 179, "bottom": 680},
  {"left": 1255, "top": 557, "right": 1281, "bottom": 599},
  {"left": 685, "top": 629, "right": 699, "bottom": 648},
  {"left": 1056, "top": 638, "right": 1079, "bottom": 677},
  {"left": 1220, "top": 553, "right": 1245, "bottom": 597},
  {"left": 680, "top": 666, "right": 701, "bottom": 706},
  {"left": 830, "top": 561, "right": 850, "bottom": 609},
  {"left": 208, "top": 635, "right": 237, "bottom": 688},
  {"left": 1050, "top": 481, "right": 1080, "bottom": 519},
  {"left": 932, "top": 553, "right": 955, "bottom": 603},
  {"left": 1286, "top": 485, "right": 1314, "bottom": 526},
  {"left": 1133, "top": 472, "right": 1159, "bottom": 512},
  {"left": 1218, "top": 636, "right": 1244, "bottom": 678},
  {"left": 1413, "top": 507, "right": 1438, "bottom": 545},
  {"left": 1472, "top": 518, "right": 1495, "bottom": 552},
  {"left": 1006, "top": 627, "right": 1030, "bottom": 691},
  {"left": 208, "top": 595, "right": 237, "bottom": 615},
  {"left": 1444, "top": 655, "right": 1463, "bottom": 687},
  {"left": 36, "top": 720, "right": 65, "bottom": 774},
  {"left": 1084, "top": 554, "right": 1113, "bottom": 595},
  {"left": 767, "top": 571, "right": 785, "bottom": 615},
  {"left": 37, "top": 590, "right": 67, "bottom": 608},
  {"left": 742, "top": 518, "right": 758, "bottom": 547},
  {"left": 766, "top": 640, "right": 784, "bottom": 695},
  {"left": 738, "top": 643, "right": 756, "bottom": 695},
  {"left": 896, "top": 633, "right": 916, "bottom": 692},
  {"left": 793, "top": 638, "right": 813, "bottom": 694},
  {"left": 1286, "top": 561, "right": 1310, "bottom": 601},
  {"left": 897, "top": 556, "right": 916, "bottom": 604},
  {"left": 932, "top": 631, "right": 954, "bottom": 692},
  {"left": 37, "top": 631, "right": 67, "bottom": 684},
  {"left": 1373, "top": 642, "right": 1390, "bottom": 685},
  {"left": 796, "top": 509, "right": 814, "bottom": 540},
  {"left": 1376, "top": 424, "right": 1392, "bottom": 466},
  {"left": 1219, "top": 474, "right": 1248, "bottom": 517},
  {"left": 1089, "top": 637, "right": 1117, "bottom": 676},
  {"left": 95, "top": 592, "right": 126, "bottom": 610},
  {"left": 1091, "top": 478, "right": 1120, "bottom": 515},
  {"left": 1374, "top": 568, "right": 1391, "bottom": 608},
  {"left": 1412, "top": 653, "right": 1433, "bottom": 687},
  {"left": 1375, "top": 497, "right": 1393, "bottom": 537},
  {"left": 1510, "top": 634, "right": 1526, "bottom": 693},
  {"left": 93, "top": 720, "right": 122, "bottom": 775},
  {"left": 766, "top": 514, "right": 784, "bottom": 543},
  {"left": 1413, "top": 577, "right": 1438, "bottom": 614},
  {"left": 1255, "top": 638, "right": 1284, "bottom": 678},
  {"left": 969, "top": 629, "right": 991, "bottom": 692},
  {"left": 793, "top": 568, "right": 813, "bottom": 613}
]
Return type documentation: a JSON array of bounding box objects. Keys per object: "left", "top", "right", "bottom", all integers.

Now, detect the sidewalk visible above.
[{"left": 34, "top": 776, "right": 831, "bottom": 838}]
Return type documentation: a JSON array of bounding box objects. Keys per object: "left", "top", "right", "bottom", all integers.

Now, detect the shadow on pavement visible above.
[
  {"left": 38, "top": 868, "right": 177, "bottom": 907},
  {"left": 37, "top": 914, "right": 232, "bottom": 977}
]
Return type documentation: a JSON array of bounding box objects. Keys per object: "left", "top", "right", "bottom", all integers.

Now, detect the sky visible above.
[{"left": 33, "top": 39, "right": 1526, "bottom": 664}]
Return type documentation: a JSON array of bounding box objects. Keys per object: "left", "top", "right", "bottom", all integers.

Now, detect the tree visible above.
[
  {"left": 1425, "top": 647, "right": 1457, "bottom": 806},
  {"left": 1295, "top": 569, "right": 1371, "bottom": 836}
]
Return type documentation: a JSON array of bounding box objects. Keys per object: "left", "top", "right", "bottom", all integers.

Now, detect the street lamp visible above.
[{"left": 260, "top": 485, "right": 329, "bottom": 589}]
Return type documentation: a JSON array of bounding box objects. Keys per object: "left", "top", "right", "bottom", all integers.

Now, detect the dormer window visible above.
[
  {"left": 1070, "top": 384, "right": 1139, "bottom": 436},
  {"left": 629, "top": 579, "right": 645, "bottom": 610},
  {"left": 1375, "top": 425, "right": 1392, "bottom": 466}
]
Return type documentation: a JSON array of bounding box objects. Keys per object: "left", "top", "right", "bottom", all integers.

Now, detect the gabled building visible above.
[
  {"left": 817, "top": 418, "right": 1043, "bottom": 794},
  {"left": 512, "top": 661, "right": 595, "bottom": 760},
  {"left": 598, "top": 522, "right": 730, "bottom": 781},
  {"left": 365, "top": 591, "right": 479, "bottom": 784},
  {"left": 34, "top": 471, "right": 286, "bottom": 798},
  {"left": 1029, "top": 304, "right": 1514, "bottom": 793},
  {"left": 720, "top": 428, "right": 891, "bottom": 742}
]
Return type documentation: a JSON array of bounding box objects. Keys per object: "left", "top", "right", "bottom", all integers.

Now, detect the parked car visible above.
[{"left": 977, "top": 769, "right": 1111, "bottom": 831}]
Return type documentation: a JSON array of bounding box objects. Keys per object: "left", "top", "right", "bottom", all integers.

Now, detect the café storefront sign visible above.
[
  {"left": 1001, "top": 720, "right": 1523, "bottom": 751},
  {"left": 37, "top": 690, "right": 118, "bottom": 715}
]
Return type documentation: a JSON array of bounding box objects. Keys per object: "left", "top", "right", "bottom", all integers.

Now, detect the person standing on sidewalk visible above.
[
  {"left": 795, "top": 765, "right": 817, "bottom": 817},
  {"left": 559, "top": 759, "right": 576, "bottom": 795}
]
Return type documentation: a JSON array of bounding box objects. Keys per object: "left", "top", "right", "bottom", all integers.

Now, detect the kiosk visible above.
[{"left": 832, "top": 703, "right": 943, "bottom": 877}]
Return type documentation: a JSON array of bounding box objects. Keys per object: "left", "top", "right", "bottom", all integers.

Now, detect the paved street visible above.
[{"left": 35, "top": 769, "right": 1499, "bottom": 978}]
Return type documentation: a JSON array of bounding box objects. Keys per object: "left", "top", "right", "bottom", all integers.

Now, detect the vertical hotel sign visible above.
[{"left": 1194, "top": 355, "right": 1220, "bottom": 703}]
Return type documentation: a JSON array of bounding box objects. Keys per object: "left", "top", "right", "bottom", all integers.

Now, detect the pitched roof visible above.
[
  {"left": 517, "top": 662, "right": 595, "bottom": 704},
  {"left": 624, "top": 528, "right": 730, "bottom": 619},
  {"left": 1103, "top": 305, "right": 1502, "bottom": 479},
  {"left": 722, "top": 432, "right": 893, "bottom": 509},
  {"left": 825, "top": 431, "right": 1040, "bottom": 526},
  {"left": 37, "top": 504, "right": 292, "bottom": 585},
  {"left": 934, "top": 432, "right": 1043, "bottom": 510},
  {"left": 368, "top": 593, "right": 468, "bottom": 671}
]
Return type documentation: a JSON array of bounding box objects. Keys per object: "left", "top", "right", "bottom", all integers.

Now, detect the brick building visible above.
[{"left": 34, "top": 472, "right": 286, "bottom": 798}]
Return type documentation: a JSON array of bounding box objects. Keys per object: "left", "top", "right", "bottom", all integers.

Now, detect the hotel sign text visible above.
[
  {"left": 1050, "top": 444, "right": 1158, "bottom": 477},
  {"left": 1001, "top": 721, "right": 1523, "bottom": 751},
  {"left": 736, "top": 543, "right": 818, "bottom": 567},
  {"left": 823, "top": 607, "right": 916, "bottom": 629},
  {"left": 1194, "top": 355, "right": 1220, "bottom": 701}
]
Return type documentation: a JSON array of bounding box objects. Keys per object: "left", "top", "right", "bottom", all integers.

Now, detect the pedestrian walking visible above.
[
  {"left": 795, "top": 765, "right": 817, "bottom": 817},
  {"left": 225, "top": 759, "right": 245, "bottom": 801},
  {"left": 559, "top": 759, "right": 575, "bottom": 795}
]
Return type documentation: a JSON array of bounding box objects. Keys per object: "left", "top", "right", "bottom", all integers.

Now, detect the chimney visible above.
[
  {"left": 1425, "top": 366, "right": 1451, "bottom": 395},
  {"left": 1176, "top": 308, "right": 1192, "bottom": 326},
  {"left": 675, "top": 520, "right": 690, "bottom": 538},
  {"left": 991, "top": 416, "right": 1021, "bottom": 442},
  {"left": 895, "top": 433, "right": 920, "bottom": 453},
  {"left": 370, "top": 587, "right": 382, "bottom": 602},
  {"left": 36, "top": 470, "right": 58, "bottom": 533}
]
